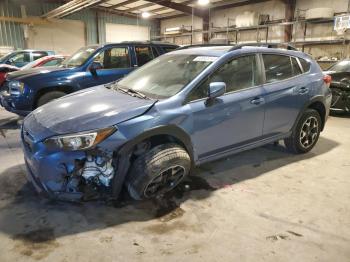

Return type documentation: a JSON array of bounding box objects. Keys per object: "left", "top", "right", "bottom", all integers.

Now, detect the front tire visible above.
[
  {"left": 37, "top": 91, "right": 67, "bottom": 107},
  {"left": 126, "top": 143, "right": 191, "bottom": 200},
  {"left": 284, "top": 109, "right": 321, "bottom": 154}
]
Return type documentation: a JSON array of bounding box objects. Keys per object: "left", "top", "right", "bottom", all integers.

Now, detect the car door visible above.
[
  {"left": 186, "top": 54, "right": 266, "bottom": 160},
  {"left": 84, "top": 46, "right": 134, "bottom": 87},
  {"left": 261, "top": 54, "right": 310, "bottom": 136}
]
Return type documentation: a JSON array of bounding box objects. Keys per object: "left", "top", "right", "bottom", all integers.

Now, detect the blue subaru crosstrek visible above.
[
  {"left": 20, "top": 44, "right": 332, "bottom": 201},
  {"left": 0, "top": 41, "right": 178, "bottom": 116}
]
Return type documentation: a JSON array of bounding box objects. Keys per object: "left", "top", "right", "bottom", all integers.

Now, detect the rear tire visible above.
[
  {"left": 284, "top": 109, "right": 321, "bottom": 154},
  {"left": 126, "top": 143, "right": 191, "bottom": 200},
  {"left": 37, "top": 91, "right": 67, "bottom": 107}
]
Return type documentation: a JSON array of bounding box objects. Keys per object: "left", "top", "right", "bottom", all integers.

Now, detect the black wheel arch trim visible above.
[
  {"left": 111, "top": 125, "right": 194, "bottom": 200},
  {"left": 293, "top": 96, "right": 327, "bottom": 132}
]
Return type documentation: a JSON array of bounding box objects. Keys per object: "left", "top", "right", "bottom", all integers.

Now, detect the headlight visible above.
[
  {"left": 44, "top": 126, "right": 116, "bottom": 151},
  {"left": 9, "top": 80, "right": 25, "bottom": 95}
]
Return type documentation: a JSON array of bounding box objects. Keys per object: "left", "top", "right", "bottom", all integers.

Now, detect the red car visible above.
[{"left": 0, "top": 55, "right": 66, "bottom": 86}]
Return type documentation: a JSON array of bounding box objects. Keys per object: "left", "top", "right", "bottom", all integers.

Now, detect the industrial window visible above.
[
  {"left": 94, "top": 47, "right": 130, "bottom": 69},
  {"left": 135, "top": 46, "right": 154, "bottom": 66},
  {"left": 299, "top": 58, "right": 311, "bottom": 72},
  {"left": 263, "top": 54, "right": 294, "bottom": 83},
  {"left": 188, "top": 55, "right": 258, "bottom": 101}
]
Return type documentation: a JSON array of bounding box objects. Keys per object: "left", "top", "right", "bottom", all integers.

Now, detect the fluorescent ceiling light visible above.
[
  {"left": 141, "top": 12, "right": 151, "bottom": 18},
  {"left": 198, "top": 0, "right": 210, "bottom": 6}
]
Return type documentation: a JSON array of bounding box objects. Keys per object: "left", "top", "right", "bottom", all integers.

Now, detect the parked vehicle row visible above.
[
  {"left": 0, "top": 55, "right": 66, "bottom": 86},
  {"left": 0, "top": 41, "right": 178, "bottom": 116},
  {"left": 13, "top": 43, "right": 331, "bottom": 202}
]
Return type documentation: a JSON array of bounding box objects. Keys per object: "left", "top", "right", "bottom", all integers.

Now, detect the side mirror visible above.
[
  {"left": 89, "top": 61, "right": 103, "bottom": 74},
  {"left": 208, "top": 82, "right": 226, "bottom": 99}
]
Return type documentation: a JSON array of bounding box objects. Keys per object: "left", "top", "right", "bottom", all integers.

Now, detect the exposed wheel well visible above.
[
  {"left": 131, "top": 134, "right": 188, "bottom": 157},
  {"left": 34, "top": 86, "right": 74, "bottom": 109},
  {"left": 308, "top": 101, "right": 326, "bottom": 130}
]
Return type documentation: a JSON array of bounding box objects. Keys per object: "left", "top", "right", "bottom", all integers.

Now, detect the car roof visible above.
[
  {"left": 100, "top": 41, "right": 178, "bottom": 48},
  {"left": 171, "top": 46, "right": 232, "bottom": 56}
]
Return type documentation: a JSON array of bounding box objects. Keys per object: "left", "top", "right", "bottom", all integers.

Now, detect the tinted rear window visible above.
[
  {"left": 292, "top": 57, "right": 302, "bottom": 76},
  {"left": 299, "top": 58, "right": 311, "bottom": 72},
  {"left": 162, "top": 46, "right": 178, "bottom": 53}
]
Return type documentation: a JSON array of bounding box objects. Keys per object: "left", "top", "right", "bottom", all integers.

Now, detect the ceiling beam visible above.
[
  {"left": 94, "top": 6, "right": 139, "bottom": 18},
  {"left": 145, "top": 0, "right": 207, "bottom": 18},
  {"left": 108, "top": 0, "right": 140, "bottom": 9},
  {"left": 211, "top": 0, "right": 271, "bottom": 11},
  {"left": 123, "top": 2, "right": 155, "bottom": 12},
  {"left": 151, "top": 0, "right": 196, "bottom": 13}
]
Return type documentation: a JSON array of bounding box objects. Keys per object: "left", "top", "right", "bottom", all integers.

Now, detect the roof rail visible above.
[
  {"left": 228, "top": 43, "right": 297, "bottom": 51},
  {"left": 176, "top": 44, "right": 230, "bottom": 50}
]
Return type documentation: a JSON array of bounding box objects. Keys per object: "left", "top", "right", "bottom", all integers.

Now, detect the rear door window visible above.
[
  {"left": 263, "top": 54, "right": 294, "bottom": 83},
  {"left": 135, "top": 46, "right": 154, "bottom": 66},
  {"left": 32, "top": 52, "right": 48, "bottom": 61},
  {"left": 93, "top": 47, "right": 131, "bottom": 69}
]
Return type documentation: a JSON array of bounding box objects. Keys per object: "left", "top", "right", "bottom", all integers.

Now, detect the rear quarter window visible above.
[{"left": 299, "top": 58, "right": 311, "bottom": 72}]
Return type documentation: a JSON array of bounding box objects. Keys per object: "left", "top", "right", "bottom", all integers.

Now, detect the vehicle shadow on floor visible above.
[{"left": 0, "top": 135, "right": 339, "bottom": 243}]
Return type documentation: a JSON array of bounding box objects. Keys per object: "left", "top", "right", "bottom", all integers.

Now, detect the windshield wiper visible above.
[{"left": 113, "top": 85, "right": 149, "bottom": 100}]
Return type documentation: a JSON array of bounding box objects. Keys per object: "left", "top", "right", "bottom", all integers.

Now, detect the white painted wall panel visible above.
[
  {"left": 28, "top": 19, "right": 85, "bottom": 55},
  {"left": 105, "top": 23, "right": 150, "bottom": 42}
]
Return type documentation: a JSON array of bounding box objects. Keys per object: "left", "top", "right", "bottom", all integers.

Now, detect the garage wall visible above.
[
  {"left": 27, "top": 19, "right": 86, "bottom": 55},
  {"left": 159, "top": 0, "right": 350, "bottom": 58},
  {"left": 0, "top": 1, "right": 160, "bottom": 53},
  {"left": 106, "top": 23, "right": 150, "bottom": 42}
]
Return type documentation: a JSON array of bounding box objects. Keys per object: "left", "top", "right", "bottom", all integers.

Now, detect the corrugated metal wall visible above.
[
  {"left": 0, "top": 1, "right": 25, "bottom": 49},
  {"left": 0, "top": 1, "right": 160, "bottom": 50},
  {"left": 97, "top": 10, "right": 159, "bottom": 43}
]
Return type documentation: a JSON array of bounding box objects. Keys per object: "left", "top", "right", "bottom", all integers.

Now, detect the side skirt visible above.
[{"left": 196, "top": 132, "right": 291, "bottom": 165}]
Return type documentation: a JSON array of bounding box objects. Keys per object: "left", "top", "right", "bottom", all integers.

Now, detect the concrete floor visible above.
[{"left": 0, "top": 107, "right": 349, "bottom": 262}]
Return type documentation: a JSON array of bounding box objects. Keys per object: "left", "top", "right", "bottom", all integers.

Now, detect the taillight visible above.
[{"left": 323, "top": 74, "right": 332, "bottom": 85}]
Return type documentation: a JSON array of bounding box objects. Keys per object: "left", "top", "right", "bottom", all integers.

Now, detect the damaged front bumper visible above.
[{"left": 21, "top": 126, "right": 126, "bottom": 202}]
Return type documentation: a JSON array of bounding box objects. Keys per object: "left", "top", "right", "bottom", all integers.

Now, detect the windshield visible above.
[
  {"left": 116, "top": 54, "right": 216, "bottom": 99},
  {"left": 61, "top": 46, "right": 98, "bottom": 68},
  {"left": 328, "top": 60, "right": 350, "bottom": 72},
  {"left": 21, "top": 59, "right": 42, "bottom": 70},
  {"left": 0, "top": 52, "right": 14, "bottom": 63}
]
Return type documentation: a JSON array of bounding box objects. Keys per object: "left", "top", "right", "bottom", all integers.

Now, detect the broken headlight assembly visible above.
[
  {"left": 9, "top": 80, "right": 25, "bottom": 96},
  {"left": 44, "top": 126, "right": 117, "bottom": 151}
]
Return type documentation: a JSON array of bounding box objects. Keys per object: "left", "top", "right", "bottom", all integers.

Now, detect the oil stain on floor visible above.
[{"left": 12, "top": 227, "right": 60, "bottom": 260}]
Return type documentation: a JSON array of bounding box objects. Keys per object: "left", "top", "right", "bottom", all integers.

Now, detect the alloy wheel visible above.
[
  {"left": 144, "top": 165, "right": 185, "bottom": 198},
  {"left": 299, "top": 116, "right": 319, "bottom": 149}
]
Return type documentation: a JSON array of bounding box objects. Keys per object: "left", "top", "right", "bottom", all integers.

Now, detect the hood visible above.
[
  {"left": 0, "top": 64, "right": 19, "bottom": 72},
  {"left": 7, "top": 66, "right": 71, "bottom": 81},
  {"left": 24, "top": 85, "right": 156, "bottom": 141}
]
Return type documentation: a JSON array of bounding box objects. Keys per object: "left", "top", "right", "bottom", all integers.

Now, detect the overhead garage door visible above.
[
  {"left": 27, "top": 19, "right": 86, "bottom": 55},
  {"left": 106, "top": 23, "right": 150, "bottom": 42}
]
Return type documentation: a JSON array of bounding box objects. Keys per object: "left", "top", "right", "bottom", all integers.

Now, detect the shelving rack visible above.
[{"left": 153, "top": 15, "right": 349, "bottom": 59}]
